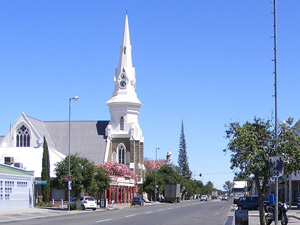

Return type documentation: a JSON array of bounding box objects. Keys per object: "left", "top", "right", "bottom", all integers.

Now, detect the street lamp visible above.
[
  {"left": 68, "top": 96, "right": 79, "bottom": 211},
  {"left": 154, "top": 147, "right": 160, "bottom": 202}
]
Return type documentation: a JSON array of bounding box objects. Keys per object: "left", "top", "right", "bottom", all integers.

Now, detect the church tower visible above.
[{"left": 106, "top": 14, "right": 145, "bottom": 184}]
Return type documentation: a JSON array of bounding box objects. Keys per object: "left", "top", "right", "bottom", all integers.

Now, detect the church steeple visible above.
[
  {"left": 105, "top": 14, "right": 145, "bottom": 184},
  {"left": 107, "top": 13, "right": 141, "bottom": 106}
]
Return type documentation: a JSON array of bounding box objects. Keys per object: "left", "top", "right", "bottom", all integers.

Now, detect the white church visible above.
[{"left": 0, "top": 14, "right": 145, "bottom": 207}]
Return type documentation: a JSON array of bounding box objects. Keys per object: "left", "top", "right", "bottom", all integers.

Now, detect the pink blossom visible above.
[
  {"left": 98, "top": 162, "right": 138, "bottom": 192},
  {"left": 144, "top": 160, "right": 165, "bottom": 173}
]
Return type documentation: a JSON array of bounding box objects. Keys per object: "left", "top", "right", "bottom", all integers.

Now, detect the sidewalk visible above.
[
  {"left": 227, "top": 205, "right": 300, "bottom": 224},
  {"left": 248, "top": 208, "right": 300, "bottom": 225}
]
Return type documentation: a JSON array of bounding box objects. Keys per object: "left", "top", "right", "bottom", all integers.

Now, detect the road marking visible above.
[
  {"left": 215, "top": 211, "right": 219, "bottom": 216},
  {"left": 168, "top": 207, "right": 173, "bottom": 209},
  {"left": 96, "top": 219, "right": 112, "bottom": 223},
  {"left": 145, "top": 211, "right": 152, "bottom": 214},
  {"left": 126, "top": 214, "right": 136, "bottom": 217},
  {"left": 158, "top": 209, "right": 165, "bottom": 211},
  {"left": 3, "top": 216, "right": 21, "bottom": 220}
]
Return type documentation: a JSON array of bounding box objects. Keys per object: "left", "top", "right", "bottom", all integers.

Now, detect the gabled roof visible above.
[
  {"left": 43, "top": 120, "right": 109, "bottom": 166},
  {"left": 294, "top": 119, "right": 300, "bottom": 129},
  {"left": 27, "top": 116, "right": 56, "bottom": 149},
  {"left": 294, "top": 119, "right": 300, "bottom": 135}
]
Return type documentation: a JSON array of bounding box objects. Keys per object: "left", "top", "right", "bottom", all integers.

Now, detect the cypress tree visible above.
[
  {"left": 41, "top": 136, "right": 50, "bottom": 203},
  {"left": 178, "top": 121, "right": 192, "bottom": 178}
]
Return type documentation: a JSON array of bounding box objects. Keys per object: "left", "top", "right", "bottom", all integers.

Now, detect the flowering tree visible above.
[
  {"left": 144, "top": 160, "right": 165, "bottom": 174},
  {"left": 98, "top": 161, "right": 138, "bottom": 192}
]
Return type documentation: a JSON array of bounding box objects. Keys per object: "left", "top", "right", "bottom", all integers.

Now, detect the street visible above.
[{"left": 1, "top": 200, "right": 232, "bottom": 225}]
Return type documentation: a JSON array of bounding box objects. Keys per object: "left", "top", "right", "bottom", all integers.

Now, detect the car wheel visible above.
[
  {"left": 81, "top": 205, "right": 85, "bottom": 210},
  {"left": 93, "top": 208, "right": 96, "bottom": 211}
]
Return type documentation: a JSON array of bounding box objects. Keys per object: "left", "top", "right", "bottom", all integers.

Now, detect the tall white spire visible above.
[
  {"left": 107, "top": 13, "right": 141, "bottom": 106},
  {"left": 117, "top": 13, "right": 133, "bottom": 77}
]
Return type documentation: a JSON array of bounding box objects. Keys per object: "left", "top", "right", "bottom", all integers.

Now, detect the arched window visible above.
[
  {"left": 16, "top": 125, "right": 30, "bottom": 147},
  {"left": 117, "top": 144, "right": 126, "bottom": 164},
  {"left": 120, "top": 116, "right": 125, "bottom": 131}
]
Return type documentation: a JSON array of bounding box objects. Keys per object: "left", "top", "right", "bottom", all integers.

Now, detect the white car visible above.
[
  {"left": 221, "top": 195, "right": 228, "bottom": 201},
  {"left": 200, "top": 195, "right": 208, "bottom": 201},
  {"left": 77, "top": 196, "right": 97, "bottom": 210}
]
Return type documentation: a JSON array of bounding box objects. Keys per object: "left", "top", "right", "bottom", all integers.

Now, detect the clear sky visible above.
[{"left": 1, "top": 1, "right": 299, "bottom": 190}]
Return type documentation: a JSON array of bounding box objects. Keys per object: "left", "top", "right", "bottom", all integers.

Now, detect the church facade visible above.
[{"left": 0, "top": 14, "right": 145, "bottom": 204}]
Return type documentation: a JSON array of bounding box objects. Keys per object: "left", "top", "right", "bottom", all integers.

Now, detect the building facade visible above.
[{"left": 0, "top": 164, "right": 34, "bottom": 211}]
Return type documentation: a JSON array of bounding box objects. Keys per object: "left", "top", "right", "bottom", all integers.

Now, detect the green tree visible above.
[
  {"left": 54, "top": 154, "right": 95, "bottom": 197},
  {"left": 183, "top": 179, "right": 203, "bottom": 197},
  {"left": 224, "top": 117, "right": 300, "bottom": 225},
  {"left": 223, "top": 180, "right": 233, "bottom": 194},
  {"left": 178, "top": 121, "right": 192, "bottom": 178},
  {"left": 41, "top": 136, "right": 50, "bottom": 202},
  {"left": 91, "top": 167, "right": 110, "bottom": 196},
  {"left": 143, "top": 165, "right": 183, "bottom": 201}
]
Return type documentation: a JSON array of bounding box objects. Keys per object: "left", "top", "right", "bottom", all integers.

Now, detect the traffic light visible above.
[{"left": 199, "top": 173, "right": 202, "bottom": 177}]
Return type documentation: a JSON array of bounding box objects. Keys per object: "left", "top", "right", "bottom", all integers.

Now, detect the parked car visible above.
[
  {"left": 237, "top": 195, "right": 259, "bottom": 210},
  {"left": 131, "top": 197, "right": 145, "bottom": 206},
  {"left": 71, "top": 196, "right": 97, "bottom": 210},
  {"left": 200, "top": 195, "right": 208, "bottom": 201},
  {"left": 221, "top": 195, "right": 228, "bottom": 201}
]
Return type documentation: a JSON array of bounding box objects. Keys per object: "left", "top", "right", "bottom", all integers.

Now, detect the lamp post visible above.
[
  {"left": 154, "top": 147, "right": 160, "bottom": 202},
  {"left": 68, "top": 96, "right": 79, "bottom": 211}
]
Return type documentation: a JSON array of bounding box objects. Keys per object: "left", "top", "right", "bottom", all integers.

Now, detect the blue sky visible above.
[{"left": 1, "top": 1, "right": 299, "bottom": 190}]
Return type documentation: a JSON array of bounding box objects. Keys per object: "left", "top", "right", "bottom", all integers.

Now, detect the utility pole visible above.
[{"left": 271, "top": 1, "right": 278, "bottom": 224}]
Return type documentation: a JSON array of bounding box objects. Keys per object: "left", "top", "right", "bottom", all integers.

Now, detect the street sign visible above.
[
  {"left": 64, "top": 176, "right": 73, "bottom": 181},
  {"left": 34, "top": 180, "right": 47, "bottom": 185},
  {"left": 68, "top": 181, "right": 72, "bottom": 191}
]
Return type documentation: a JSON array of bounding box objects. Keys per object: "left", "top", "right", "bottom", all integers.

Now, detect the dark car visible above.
[
  {"left": 237, "top": 195, "right": 259, "bottom": 210},
  {"left": 131, "top": 197, "right": 145, "bottom": 206}
]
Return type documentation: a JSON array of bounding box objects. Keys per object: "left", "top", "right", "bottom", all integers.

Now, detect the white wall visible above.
[{"left": 0, "top": 173, "right": 34, "bottom": 211}]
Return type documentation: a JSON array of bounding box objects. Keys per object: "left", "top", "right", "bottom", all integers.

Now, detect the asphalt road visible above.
[{"left": 4, "top": 200, "right": 232, "bottom": 225}]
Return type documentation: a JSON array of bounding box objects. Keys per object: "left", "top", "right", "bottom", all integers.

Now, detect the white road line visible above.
[
  {"left": 158, "top": 209, "right": 165, "bottom": 211},
  {"left": 145, "top": 211, "right": 152, "bottom": 214},
  {"left": 168, "top": 207, "right": 173, "bottom": 209},
  {"left": 126, "top": 214, "right": 136, "bottom": 217},
  {"left": 3, "top": 216, "right": 21, "bottom": 220},
  {"left": 96, "top": 219, "right": 112, "bottom": 223}
]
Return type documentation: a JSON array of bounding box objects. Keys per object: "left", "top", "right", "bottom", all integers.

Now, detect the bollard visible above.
[
  {"left": 235, "top": 209, "right": 249, "bottom": 225},
  {"left": 61, "top": 199, "right": 64, "bottom": 208},
  {"left": 52, "top": 199, "right": 54, "bottom": 206}
]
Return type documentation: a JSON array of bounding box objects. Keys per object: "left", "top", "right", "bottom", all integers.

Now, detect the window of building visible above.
[
  {"left": 118, "top": 144, "right": 126, "bottom": 164},
  {"left": 16, "top": 125, "right": 30, "bottom": 147},
  {"left": 120, "top": 116, "right": 125, "bottom": 131}
]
